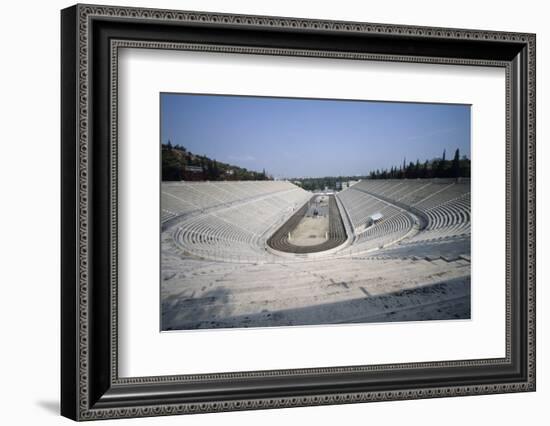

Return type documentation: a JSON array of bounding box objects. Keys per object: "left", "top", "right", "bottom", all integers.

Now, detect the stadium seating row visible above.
[
  {"left": 162, "top": 178, "right": 470, "bottom": 262},
  {"left": 161, "top": 180, "right": 301, "bottom": 223},
  {"left": 336, "top": 179, "right": 471, "bottom": 253},
  {"left": 164, "top": 181, "right": 311, "bottom": 262}
]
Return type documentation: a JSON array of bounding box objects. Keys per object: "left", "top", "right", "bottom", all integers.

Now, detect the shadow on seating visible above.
[{"left": 162, "top": 277, "right": 470, "bottom": 331}]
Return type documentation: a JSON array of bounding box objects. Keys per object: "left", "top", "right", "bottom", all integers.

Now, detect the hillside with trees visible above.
[
  {"left": 367, "top": 149, "right": 470, "bottom": 180},
  {"left": 162, "top": 142, "right": 271, "bottom": 182},
  {"left": 291, "top": 149, "right": 470, "bottom": 191}
]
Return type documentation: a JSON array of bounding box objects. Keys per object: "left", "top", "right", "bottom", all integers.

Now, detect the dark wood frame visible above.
[{"left": 61, "top": 3, "right": 536, "bottom": 421}]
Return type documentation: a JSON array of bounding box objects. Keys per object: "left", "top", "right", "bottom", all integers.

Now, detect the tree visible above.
[
  {"left": 422, "top": 160, "right": 429, "bottom": 178},
  {"left": 406, "top": 161, "right": 415, "bottom": 178},
  {"left": 161, "top": 148, "right": 182, "bottom": 181},
  {"left": 211, "top": 161, "right": 220, "bottom": 179},
  {"left": 452, "top": 148, "right": 460, "bottom": 178},
  {"left": 366, "top": 149, "right": 469, "bottom": 180}
]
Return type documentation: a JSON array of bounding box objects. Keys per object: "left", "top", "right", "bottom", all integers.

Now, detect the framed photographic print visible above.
[{"left": 61, "top": 4, "right": 536, "bottom": 421}]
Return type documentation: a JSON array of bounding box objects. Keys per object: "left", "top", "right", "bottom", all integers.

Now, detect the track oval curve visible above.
[{"left": 267, "top": 195, "right": 347, "bottom": 253}]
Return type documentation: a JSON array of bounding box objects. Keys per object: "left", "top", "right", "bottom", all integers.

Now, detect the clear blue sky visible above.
[{"left": 161, "top": 93, "right": 470, "bottom": 179}]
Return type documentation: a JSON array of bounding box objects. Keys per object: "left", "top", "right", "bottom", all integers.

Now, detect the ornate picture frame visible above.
[{"left": 61, "top": 4, "right": 535, "bottom": 420}]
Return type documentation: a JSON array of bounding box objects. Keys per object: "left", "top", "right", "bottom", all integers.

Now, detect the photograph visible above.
[
  {"left": 57, "top": 3, "right": 536, "bottom": 420},
  {"left": 160, "top": 93, "right": 472, "bottom": 331}
]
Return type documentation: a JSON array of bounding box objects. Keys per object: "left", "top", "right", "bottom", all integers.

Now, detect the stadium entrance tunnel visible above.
[{"left": 267, "top": 195, "right": 348, "bottom": 254}]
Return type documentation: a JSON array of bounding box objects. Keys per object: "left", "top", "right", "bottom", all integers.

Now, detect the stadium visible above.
[{"left": 161, "top": 177, "right": 471, "bottom": 330}]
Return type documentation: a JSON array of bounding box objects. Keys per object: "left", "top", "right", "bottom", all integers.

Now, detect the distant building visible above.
[
  {"left": 356, "top": 212, "right": 383, "bottom": 234},
  {"left": 183, "top": 165, "right": 205, "bottom": 181},
  {"left": 370, "top": 212, "right": 383, "bottom": 222}
]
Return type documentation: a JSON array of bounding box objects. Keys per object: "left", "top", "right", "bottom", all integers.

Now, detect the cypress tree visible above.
[{"left": 452, "top": 148, "right": 460, "bottom": 178}]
